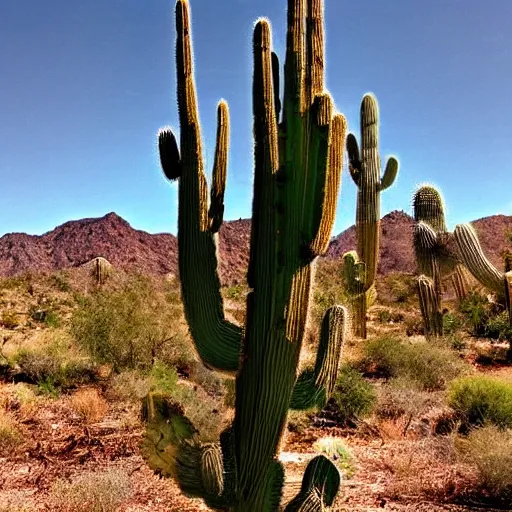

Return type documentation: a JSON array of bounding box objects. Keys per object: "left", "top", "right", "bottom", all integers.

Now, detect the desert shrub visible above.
[
  {"left": 14, "top": 342, "right": 95, "bottom": 390},
  {"left": 51, "top": 468, "right": 132, "bottom": 512},
  {"left": 362, "top": 336, "right": 467, "bottom": 390},
  {"left": 459, "top": 292, "right": 512, "bottom": 343},
  {"left": 376, "top": 378, "right": 438, "bottom": 420},
  {"left": 484, "top": 311, "right": 512, "bottom": 342},
  {"left": 448, "top": 376, "right": 512, "bottom": 430},
  {"left": 313, "top": 437, "right": 355, "bottom": 477},
  {"left": 1, "top": 311, "right": 19, "bottom": 329},
  {"left": 0, "top": 410, "right": 23, "bottom": 454},
  {"left": 287, "top": 410, "right": 313, "bottom": 434},
  {"left": 49, "top": 272, "right": 72, "bottom": 292},
  {"left": 148, "top": 360, "right": 179, "bottom": 394},
  {"left": 70, "top": 275, "right": 190, "bottom": 371},
  {"left": 70, "top": 388, "right": 108, "bottom": 423},
  {"left": 330, "top": 365, "right": 376, "bottom": 424},
  {"left": 378, "top": 272, "right": 417, "bottom": 305},
  {"left": 443, "top": 311, "right": 463, "bottom": 335},
  {"left": 457, "top": 425, "right": 512, "bottom": 501},
  {"left": 108, "top": 370, "right": 153, "bottom": 402},
  {"left": 377, "top": 309, "right": 404, "bottom": 324}
]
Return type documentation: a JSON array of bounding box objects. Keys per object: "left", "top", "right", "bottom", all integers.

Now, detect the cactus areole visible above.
[{"left": 143, "top": 1, "right": 348, "bottom": 510}]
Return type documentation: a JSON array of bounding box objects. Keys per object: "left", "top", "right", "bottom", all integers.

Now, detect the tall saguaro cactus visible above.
[
  {"left": 343, "top": 94, "right": 399, "bottom": 338},
  {"left": 143, "top": 1, "right": 348, "bottom": 510}
]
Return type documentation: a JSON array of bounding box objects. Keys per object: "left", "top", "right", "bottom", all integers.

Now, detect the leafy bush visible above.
[
  {"left": 51, "top": 469, "right": 132, "bottom": 512},
  {"left": 459, "top": 292, "right": 511, "bottom": 343},
  {"left": 362, "top": 336, "right": 467, "bottom": 390},
  {"left": 443, "top": 311, "right": 463, "bottom": 336},
  {"left": 457, "top": 425, "right": 512, "bottom": 501},
  {"left": 70, "top": 275, "right": 190, "bottom": 371},
  {"left": 448, "top": 376, "right": 512, "bottom": 430},
  {"left": 331, "top": 365, "right": 376, "bottom": 424}
]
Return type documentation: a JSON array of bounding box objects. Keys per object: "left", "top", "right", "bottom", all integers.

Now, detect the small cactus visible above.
[{"left": 344, "top": 94, "right": 399, "bottom": 339}]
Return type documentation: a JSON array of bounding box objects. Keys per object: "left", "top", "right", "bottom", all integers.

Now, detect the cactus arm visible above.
[
  {"left": 159, "top": 128, "right": 182, "bottom": 180},
  {"left": 346, "top": 133, "right": 361, "bottom": 186},
  {"left": 208, "top": 102, "right": 229, "bottom": 233},
  {"left": 505, "top": 272, "right": 512, "bottom": 326},
  {"left": 285, "top": 455, "right": 340, "bottom": 511},
  {"left": 379, "top": 156, "right": 398, "bottom": 191},
  {"left": 454, "top": 223, "right": 504, "bottom": 295},
  {"left": 290, "top": 305, "right": 346, "bottom": 410},
  {"left": 413, "top": 221, "right": 438, "bottom": 276},
  {"left": 308, "top": 113, "right": 346, "bottom": 257},
  {"left": 271, "top": 52, "right": 282, "bottom": 121},
  {"left": 417, "top": 275, "right": 443, "bottom": 338},
  {"left": 171, "top": 0, "right": 242, "bottom": 373}
]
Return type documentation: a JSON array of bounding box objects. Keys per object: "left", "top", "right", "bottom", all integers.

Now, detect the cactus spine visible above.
[
  {"left": 344, "top": 94, "right": 399, "bottom": 338},
  {"left": 144, "top": 1, "right": 347, "bottom": 510}
]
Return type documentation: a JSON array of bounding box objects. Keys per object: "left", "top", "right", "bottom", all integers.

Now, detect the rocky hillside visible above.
[{"left": 0, "top": 211, "right": 510, "bottom": 284}]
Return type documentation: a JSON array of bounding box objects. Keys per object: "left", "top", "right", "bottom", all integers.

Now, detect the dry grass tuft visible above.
[
  {"left": 456, "top": 425, "right": 512, "bottom": 500},
  {"left": 69, "top": 388, "right": 108, "bottom": 424},
  {"left": 0, "top": 410, "right": 23, "bottom": 454},
  {"left": 50, "top": 468, "right": 132, "bottom": 512}
]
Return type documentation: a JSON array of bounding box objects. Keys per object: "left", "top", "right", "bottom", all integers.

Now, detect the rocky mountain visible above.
[{"left": 0, "top": 210, "right": 510, "bottom": 284}]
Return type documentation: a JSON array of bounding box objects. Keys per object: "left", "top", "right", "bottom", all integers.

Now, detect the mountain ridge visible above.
[{"left": 0, "top": 210, "right": 510, "bottom": 284}]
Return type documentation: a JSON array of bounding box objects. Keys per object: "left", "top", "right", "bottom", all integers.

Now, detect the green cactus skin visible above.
[
  {"left": 149, "top": 1, "right": 347, "bottom": 510},
  {"left": 412, "top": 185, "right": 446, "bottom": 233},
  {"left": 284, "top": 455, "right": 340, "bottom": 511},
  {"left": 345, "top": 94, "right": 399, "bottom": 339},
  {"left": 451, "top": 264, "right": 469, "bottom": 302},
  {"left": 289, "top": 305, "right": 347, "bottom": 410},
  {"left": 454, "top": 223, "right": 505, "bottom": 296},
  {"left": 91, "top": 257, "right": 111, "bottom": 287},
  {"left": 417, "top": 275, "right": 443, "bottom": 338},
  {"left": 412, "top": 185, "right": 456, "bottom": 337},
  {"left": 505, "top": 272, "right": 512, "bottom": 327}
]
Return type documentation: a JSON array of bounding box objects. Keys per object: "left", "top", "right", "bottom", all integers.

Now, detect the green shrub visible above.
[
  {"left": 448, "top": 376, "right": 512, "bottom": 430},
  {"left": 443, "top": 311, "right": 462, "bottom": 336},
  {"left": 313, "top": 437, "right": 355, "bottom": 478},
  {"left": 362, "top": 336, "right": 467, "bottom": 390},
  {"left": 457, "top": 425, "right": 512, "bottom": 501},
  {"left": 70, "top": 275, "right": 190, "bottom": 371},
  {"left": 149, "top": 360, "right": 179, "bottom": 395},
  {"left": 331, "top": 365, "right": 376, "bottom": 424}
]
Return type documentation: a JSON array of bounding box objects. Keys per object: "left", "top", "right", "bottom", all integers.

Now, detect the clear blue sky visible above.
[{"left": 1, "top": 0, "right": 510, "bottom": 237}]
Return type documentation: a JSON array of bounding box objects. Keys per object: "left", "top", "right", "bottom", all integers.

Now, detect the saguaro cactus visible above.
[
  {"left": 412, "top": 185, "right": 459, "bottom": 337},
  {"left": 142, "top": 1, "right": 348, "bottom": 510},
  {"left": 454, "top": 223, "right": 512, "bottom": 326},
  {"left": 343, "top": 94, "right": 399, "bottom": 338}
]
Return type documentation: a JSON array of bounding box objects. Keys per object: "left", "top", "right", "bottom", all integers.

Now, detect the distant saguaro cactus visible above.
[
  {"left": 412, "top": 185, "right": 456, "bottom": 337},
  {"left": 343, "top": 94, "right": 399, "bottom": 339},
  {"left": 141, "top": 1, "right": 349, "bottom": 510}
]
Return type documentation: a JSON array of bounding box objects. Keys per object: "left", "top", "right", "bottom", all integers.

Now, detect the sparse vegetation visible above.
[
  {"left": 0, "top": 410, "right": 23, "bottom": 454},
  {"left": 50, "top": 469, "right": 132, "bottom": 512},
  {"left": 361, "top": 335, "right": 468, "bottom": 390},
  {"left": 457, "top": 425, "right": 512, "bottom": 501},
  {"left": 313, "top": 437, "right": 355, "bottom": 478},
  {"left": 70, "top": 274, "right": 189, "bottom": 371}
]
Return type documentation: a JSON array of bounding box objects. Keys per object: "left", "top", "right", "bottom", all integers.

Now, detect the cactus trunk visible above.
[
  {"left": 344, "top": 95, "right": 398, "bottom": 339},
  {"left": 145, "top": 1, "right": 348, "bottom": 510}
]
